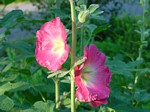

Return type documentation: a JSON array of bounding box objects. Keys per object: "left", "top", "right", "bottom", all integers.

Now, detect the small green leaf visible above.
[
  {"left": 80, "top": 5, "right": 87, "bottom": 11},
  {"left": 75, "top": 6, "right": 80, "bottom": 11},
  {"left": 47, "top": 71, "right": 61, "bottom": 78},
  {"left": 72, "top": 57, "right": 85, "bottom": 69},
  {"left": 0, "top": 95, "right": 14, "bottom": 111},
  {"left": 58, "top": 71, "right": 70, "bottom": 78},
  {"left": 47, "top": 70, "right": 69, "bottom": 78},
  {"left": 63, "top": 98, "right": 71, "bottom": 108},
  {"left": 88, "top": 4, "right": 99, "bottom": 14}
]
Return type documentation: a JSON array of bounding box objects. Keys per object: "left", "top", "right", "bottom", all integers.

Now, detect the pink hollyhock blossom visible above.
[
  {"left": 75, "top": 44, "right": 112, "bottom": 107},
  {"left": 35, "top": 17, "right": 70, "bottom": 71}
]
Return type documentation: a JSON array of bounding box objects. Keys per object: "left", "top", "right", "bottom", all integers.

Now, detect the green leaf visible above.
[
  {"left": 0, "top": 74, "right": 17, "bottom": 82},
  {"left": 0, "top": 33, "right": 5, "bottom": 42},
  {"left": 75, "top": 6, "right": 80, "bottom": 11},
  {"left": 48, "top": 57, "right": 85, "bottom": 78},
  {"left": 0, "top": 82, "right": 31, "bottom": 95},
  {"left": 63, "top": 98, "right": 71, "bottom": 108},
  {"left": 0, "top": 10, "right": 24, "bottom": 28},
  {"left": 85, "top": 24, "right": 97, "bottom": 34},
  {"left": 106, "top": 59, "right": 134, "bottom": 78},
  {"left": 0, "top": 95, "right": 14, "bottom": 111},
  {"left": 134, "top": 91, "right": 150, "bottom": 102},
  {"left": 47, "top": 71, "right": 61, "bottom": 78},
  {"left": 72, "top": 58, "right": 85, "bottom": 69},
  {"left": 22, "top": 109, "right": 35, "bottom": 112},
  {"left": 88, "top": 4, "right": 99, "bottom": 14},
  {"left": 92, "top": 24, "right": 111, "bottom": 36},
  {"left": 47, "top": 70, "right": 69, "bottom": 78},
  {"left": 2, "top": 63, "right": 12, "bottom": 73},
  {"left": 58, "top": 70, "right": 70, "bottom": 78},
  {"left": 33, "top": 100, "right": 55, "bottom": 112},
  {"left": 80, "top": 5, "right": 87, "bottom": 11}
]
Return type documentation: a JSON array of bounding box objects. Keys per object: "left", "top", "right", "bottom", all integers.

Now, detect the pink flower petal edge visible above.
[
  {"left": 75, "top": 44, "right": 112, "bottom": 107},
  {"left": 35, "top": 17, "right": 70, "bottom": 71}
]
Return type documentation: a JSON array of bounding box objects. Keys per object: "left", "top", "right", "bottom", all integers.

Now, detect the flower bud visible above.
[{"left": 78, "top": 10, "right": 89, "bottom": 23}]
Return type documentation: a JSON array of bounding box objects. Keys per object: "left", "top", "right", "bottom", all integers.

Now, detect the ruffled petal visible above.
[
  {"left": 40, "top": 17, "right": 67, "bottom": 41},
  {"left": 75, "top": 44, "right": 112, "bottom": 107},
  {"left": 35, "top": 17, "right": 70, "bottom": 71},
  {"left": 88, "top": 44, "right": 106, "bottom": 68}
]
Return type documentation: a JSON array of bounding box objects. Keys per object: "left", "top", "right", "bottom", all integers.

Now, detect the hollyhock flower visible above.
[
  {"left": 75, "top": 44, "right": 112, "bottom": 107},
  {"left": 35, "top": 17, "right": 70, "bottom": 71}
]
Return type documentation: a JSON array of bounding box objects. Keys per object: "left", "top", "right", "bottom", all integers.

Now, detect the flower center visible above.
[
  {"left": 51, "top": 37, "right": 65, "bottom": 54},
  {"left": 81, "top": 65, "right": 95, "bottom": 85}
]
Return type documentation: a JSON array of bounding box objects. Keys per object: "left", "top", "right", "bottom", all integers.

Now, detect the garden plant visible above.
[{"left": 0, "top": 0, "right": 150, "bottom": 112}]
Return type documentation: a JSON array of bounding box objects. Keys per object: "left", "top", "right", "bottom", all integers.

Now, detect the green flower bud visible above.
[{"left": 78, "top": 10, "right": 89, "bottom": 23}]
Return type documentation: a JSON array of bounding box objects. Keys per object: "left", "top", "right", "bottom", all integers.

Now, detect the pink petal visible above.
[
  {"left": 88, "top": 44, "right": 106, "bottom": 68},
  {"left": 89, "top": 99, "right": 108, "bottom": 107},
  {"left": 40, "top": 17, "right": 67, "bottom": 41},
  {"left": 75, "top": 67, "right": 90, "bottom": 102}
]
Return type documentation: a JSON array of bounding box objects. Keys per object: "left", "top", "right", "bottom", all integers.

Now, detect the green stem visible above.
[
  {"left": 135, "top": 0, "right": 146, "bottom": 84},
  {"left": 80, "top": 24, "right": 84, "bottom": 55},
  {"left": 69, "top": 0, "right": 76, "bottom": 112},
  {"left": 70, "top": 70, "right": 75, "bottom": 112},
  {"left": 54, "top": 77, "right": 60, "bottom": 109},
  {"left": 39, "top": 91, "right": 46, "bottom": 102},
  {"left": 70, "top": 0, "right": 76, "bottom": 66}
]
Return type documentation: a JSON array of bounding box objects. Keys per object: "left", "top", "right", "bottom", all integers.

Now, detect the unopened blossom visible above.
[
  {"left": 35, "top": 17, "right": 70, "bottom": 71},
  {"left": 75, "top": 44, "right": 112, "bottom": 107}
]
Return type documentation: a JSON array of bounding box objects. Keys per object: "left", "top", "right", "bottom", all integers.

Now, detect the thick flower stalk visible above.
[
  {"left": 75, "top": 44, "right": 112, "bottom": 107},
  {"left": 35, "top": 17, "right": 70, "bottom": 71}
]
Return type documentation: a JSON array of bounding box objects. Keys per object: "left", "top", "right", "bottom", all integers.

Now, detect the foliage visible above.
[{"left": 0, "top": 0, "right": 150, "bottom": 111}]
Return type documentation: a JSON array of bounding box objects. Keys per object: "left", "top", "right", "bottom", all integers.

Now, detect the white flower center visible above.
[
  {"left": 51, "top": 37, "right": 65, "bottom": 54},
  {"left": 82, "top": 65, "right": 95, "bottom": 85}
]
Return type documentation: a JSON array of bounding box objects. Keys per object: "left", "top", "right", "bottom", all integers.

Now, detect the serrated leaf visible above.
[
  {"left": 88, "top": 4, "right": 99, "bottom": 13},
  {"left": 0, "top": 95, "right": 14, "bottom": 111}
]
